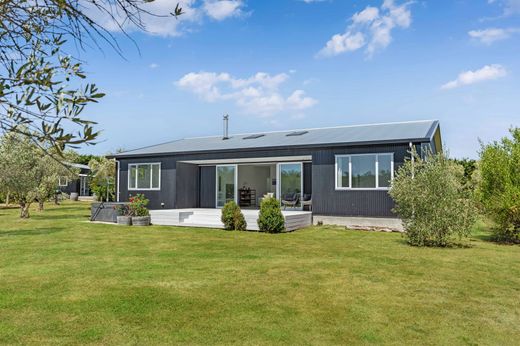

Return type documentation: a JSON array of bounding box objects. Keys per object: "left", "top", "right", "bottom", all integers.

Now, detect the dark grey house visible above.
[
  {"left": 59, "top": 163, "right": 92, "bottom": 197},
  {"left": 111, "top": 119, "right": 441, "bottom": 218}
]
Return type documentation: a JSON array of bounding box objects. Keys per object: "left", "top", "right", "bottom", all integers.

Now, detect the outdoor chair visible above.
[
  {"left": 281, "top": 193, "right": 300, "bottom": 209},
  {"left": 301, "top": 194, "right": 312, "bottom": 211}
]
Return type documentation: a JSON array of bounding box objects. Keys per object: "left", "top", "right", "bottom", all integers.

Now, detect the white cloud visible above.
[
  {"left": 491, "top": 0, "right": 520, "bottom": 16},
  {"left": 203, "top": 0, "right": 244, "bottom": 21},
  {"left": 317, "top": 0, "right": 413, "bottom": 58},
  {"left": 440, "top": 64, "right": 507, "bottom": 90},
  {"left": 468, "top": 27, "right": 520, "bottom": 44},
  {"left": 149, "top": 63, "right": 159, "bottom": 69},
  {"left": 84, "top": 0, "right": 243, "bottom": 37},
  {"left": 352, "top": 7, "right": 380, "bottom": 23},
  {"left": 176, "top": 71, "right": 317, "bottom": 116}
]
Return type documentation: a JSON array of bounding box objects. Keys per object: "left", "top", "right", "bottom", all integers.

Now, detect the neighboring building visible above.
[
  {"left": 59, "top": 163, "right": 92, "bottom": 197},
  {"left": 110, "top": 119, "right": 441, "bottom": 219}
]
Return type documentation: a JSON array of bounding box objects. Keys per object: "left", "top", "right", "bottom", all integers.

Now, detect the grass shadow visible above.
[
  {"left": 0, "top": 227, "right": 65, "bottom": 237},
  {"left": 393, "top": 237, "right": 474, "bottom": 249}
]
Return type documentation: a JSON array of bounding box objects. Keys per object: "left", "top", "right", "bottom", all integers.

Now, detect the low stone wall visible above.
[
  {"left": 313, "top": 215, "right": 404, "bottom": 232},
  {"left": 91, "top": 202, "right": 127, "bottom": 223}
]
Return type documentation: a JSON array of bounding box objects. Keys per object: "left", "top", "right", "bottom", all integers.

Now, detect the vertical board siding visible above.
[
  {"left": 117, "top": 143, "right": 415, "bottom": 216},
  {"left": 311, "top": 144, "right": 409, "bottom": 217},
  {"left": 118, "top": 157, "right": 176, "bottom": 209},
  {"left": 303, "top": 162, "right": 312, "bottom": 195},
  {"left": 199, "top": 166, "right": 216, "bottom": 208},
  {"left": 175, "top": 162, "right": 199, "bottom": 208}
]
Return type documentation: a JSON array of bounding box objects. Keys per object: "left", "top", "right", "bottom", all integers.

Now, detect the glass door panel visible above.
[
  {"left": 278, "top": 163, "right": 303, "bottom": 209},
  {"left": 216, "top": 165, "right": 237, "bottom": 207}
]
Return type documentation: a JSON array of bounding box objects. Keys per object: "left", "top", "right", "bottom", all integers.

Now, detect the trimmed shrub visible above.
[
  {"left": 390, "top": 151, "right": 477, "bottom": 247},
  {"left": 478, "top": 128, "right": 520, "bottom": 243},
  {"left": 233, "top": 207, "right": 247, "bottom": 231},
  {"left": 221, "top": 201, "right": 247, "bottom": 231},
  {"left": 257, "top": 197, "right": 285, "bottom": 233}
]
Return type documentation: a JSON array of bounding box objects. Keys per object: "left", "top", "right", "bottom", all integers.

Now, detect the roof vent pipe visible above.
[{"left": 223, "top": 114, "right": 229, "bottom": 140}]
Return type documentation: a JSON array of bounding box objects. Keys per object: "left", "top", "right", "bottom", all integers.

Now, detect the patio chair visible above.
[
  {"left": 301, "top": 194, "right": 312, "bottom": 211},
  {"left": 281, "top": 193, "right": 300, "bottom": 210}
]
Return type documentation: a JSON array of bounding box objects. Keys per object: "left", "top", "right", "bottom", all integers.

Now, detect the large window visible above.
[
  {"left": 335, "top": 154, "right": 393, "bottom": 190},
  {"left": 128, "top": 163, "right": 161, "bottom": 190}
]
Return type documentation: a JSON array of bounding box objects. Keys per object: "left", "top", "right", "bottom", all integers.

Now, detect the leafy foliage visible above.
[
  {"left": 451, "top": 158, "right": 478, "bottom": 186},
  {"left": 129, "top": 194, "right": 149, "bottom": 217},
  {"left": 221, "top": 201, "right": 247, "bottom": 231},
  {"left": 115, "top": 204, "right": 131, "bottom": 217},
  {"left": 478, "top": 128, "right": 520, "bottom": 243},
  {"left": 0, "top": 0, "right": 182, "bottom": 153},
  {"left": 0, "top": 131, "right": 78, "bottom": 217},
  {"left": 257, "top": 197, "right": 285, "bottom": 233},
  {"left": 390, "top": 151, "right": 477, "bottom": 246},
  {"left": 88, "top": 157, "right": 116, "bottom": 202}
]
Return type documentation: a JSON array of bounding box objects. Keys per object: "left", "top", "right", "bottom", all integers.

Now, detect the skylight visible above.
[
  {"left": 286, "top": 131, "right": 308, "bottom": 137},
  {"left": 243, "top": 134, "right": 265, "bottom": 140}
]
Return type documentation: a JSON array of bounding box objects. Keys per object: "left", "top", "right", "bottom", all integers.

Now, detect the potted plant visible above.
[
  {"left": 115, "top": 204, "right": 132, "bottom": 225},
  {"left": 129, "top": 194, "right": 151, "bottom": 226}
]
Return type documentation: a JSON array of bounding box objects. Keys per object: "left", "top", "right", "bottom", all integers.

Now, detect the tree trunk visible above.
[
  {"left": 20, "top": 202, "right": 30, "bottom": 218},
  {"left": 5, "top": 191, "right": 9, "bottom": 207},
  {"left": 38, "top": 200, "right": 44, "bottom": 211}
]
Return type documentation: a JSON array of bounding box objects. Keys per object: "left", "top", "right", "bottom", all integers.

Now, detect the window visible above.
[
  {"left": 58, "top": 177, "right": 68, "bottom": 187},
  {"left": 335, "top": 154, "right": 393, "bottom": 190},
  {"left": 128, "top": 163, "right": 161, "bottom": 190}
]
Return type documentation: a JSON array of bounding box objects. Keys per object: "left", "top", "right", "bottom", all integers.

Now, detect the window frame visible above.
[
  {"left": 58, "top": 176, "right": 69, "bottom": 187},
  {"left": 335, "top": 153, "right": 394, "bottom": 191},
  {"left": 128, "top": 163, "right": 161, "bottom": 191}
]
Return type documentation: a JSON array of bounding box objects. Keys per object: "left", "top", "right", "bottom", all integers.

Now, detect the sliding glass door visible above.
[
  {"left": 277, "top": 163, "right": 303, "bottom": 209},
  {"left": 216, "top": 165, "right": 237, "bottom": 208}
]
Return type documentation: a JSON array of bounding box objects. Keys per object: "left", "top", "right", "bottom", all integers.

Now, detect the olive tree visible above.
[
  {"left": 0, "top": 131, "right": 78, "bottom": 217},
  {"left": 0, "top": 0, "right": 182, "bottom": 153},
  {"left": 478, "top": 128, "right": 520, "bottom": 243},
  {"left": 33, "top": 154, "right": 79, "bottom": 211},
  {"left": 88, "top": 156, "right": 116, "bottom": 202},
  {"left": 390, "top": 151, "right": 477, "bottom": 247}
]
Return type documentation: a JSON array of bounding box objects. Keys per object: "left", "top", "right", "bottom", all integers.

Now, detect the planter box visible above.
[
  {"left": 91, "top": 202, "right": 128, "bottom": 223},
  {"left": 132, "top": 216, "right": 151, "bottom": 226},
  {"left": 70, "top": 193, "right": 79, "bottom": 201},
  {"left": 117, "top": 216, "right": 132, "bottom": 226}
]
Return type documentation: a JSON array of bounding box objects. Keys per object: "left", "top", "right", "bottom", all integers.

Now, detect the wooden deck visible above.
[{"left": 150, "top": 208, "right": 312, "bottom": 231}]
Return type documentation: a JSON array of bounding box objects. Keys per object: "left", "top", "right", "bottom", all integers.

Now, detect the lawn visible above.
[{"left": 0, "top": 202, "right": 519, "bottom": 345}]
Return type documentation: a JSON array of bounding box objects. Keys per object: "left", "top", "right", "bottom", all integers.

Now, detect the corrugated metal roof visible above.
[
  {"left": 114, "top": 120, "right": 439, "bottom": 157},
  {"left": 65, "top": 162, "right": 90, "bottom": 170}
]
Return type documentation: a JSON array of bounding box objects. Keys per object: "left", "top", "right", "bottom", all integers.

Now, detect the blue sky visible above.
[{"left": 78, "top": 0, "right": 520, "bottom": 158}]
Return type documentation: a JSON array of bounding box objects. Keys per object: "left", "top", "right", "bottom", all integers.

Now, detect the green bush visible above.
[
  {"left": 478, "top": 128, "right": 520, "bottom": 243},
  {"left": 390, "top": 151, "right": 477, "bottom": 247},
  {"left": 220, "top": 201, "right": 247, "bottom": 231},
  {"left": 233, "top": 207, "right": 247, "bottom": 231},
  {"left": 257, "top": 197, "right": 285, "bottom": 233}
]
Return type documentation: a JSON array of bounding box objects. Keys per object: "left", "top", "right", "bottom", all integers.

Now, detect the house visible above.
[
  {"left": 110, "top": 118, "right": 441, "bottom": 229},
  {"left": 59, "top": 163, "right": 92, "bottom": 199}
]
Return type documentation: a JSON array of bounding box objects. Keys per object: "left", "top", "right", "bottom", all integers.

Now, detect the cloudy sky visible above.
[{"left": 78, "top": 0, "right": 520, "bottom": 158}]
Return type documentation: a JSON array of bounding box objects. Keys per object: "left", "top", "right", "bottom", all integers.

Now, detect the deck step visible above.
[{"left": 150, "top": 208, "right": 312, "bottom": 231}]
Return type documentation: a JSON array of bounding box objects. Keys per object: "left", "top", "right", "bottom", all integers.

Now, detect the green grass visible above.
[{"left": 0, "top": 202, "right": 519, "bottom": 345}]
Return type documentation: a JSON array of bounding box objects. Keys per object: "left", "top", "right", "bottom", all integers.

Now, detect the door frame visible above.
[
  {"left": 276, "top": 162, "right": 304, "bottom": 211},
  {"left": 215, "top": 164, "right": 238, "bottom": 208},
  {"left": 79, "top": 174, "right": 89, "bottom": 196}
]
